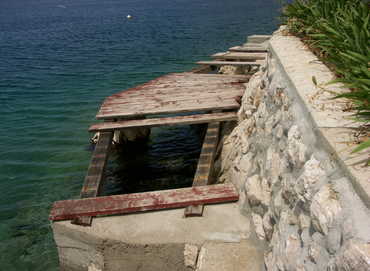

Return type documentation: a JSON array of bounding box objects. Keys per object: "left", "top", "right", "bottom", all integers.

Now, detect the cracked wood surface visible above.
[{"left": 96, "top": 72, "right": 248, "bottom": 119}]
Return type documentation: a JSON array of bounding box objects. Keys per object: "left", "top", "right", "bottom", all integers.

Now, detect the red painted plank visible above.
[{"left": 49, "top": 183, "right": 239, "bottom": 221}]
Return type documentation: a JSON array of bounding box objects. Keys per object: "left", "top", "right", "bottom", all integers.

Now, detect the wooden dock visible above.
[{"left": 49, "top": 38, "right": 270, "bottom": 226}]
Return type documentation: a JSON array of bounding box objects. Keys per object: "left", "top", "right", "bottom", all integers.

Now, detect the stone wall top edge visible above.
[{"left": 267, "top": 28, "right": 370, "bottom": 209}]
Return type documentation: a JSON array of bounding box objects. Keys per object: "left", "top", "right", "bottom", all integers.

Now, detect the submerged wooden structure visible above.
[{"left": 50, "top": 37, "right": 270, "bottom": 226}]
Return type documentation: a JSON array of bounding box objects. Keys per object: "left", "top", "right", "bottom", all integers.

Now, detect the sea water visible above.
[{"left": 0, "top": 0, "right": 281, "bottom": 269}]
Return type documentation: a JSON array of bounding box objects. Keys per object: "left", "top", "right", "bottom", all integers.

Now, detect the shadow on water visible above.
[{"left": 101, "top": 124, "right": 206, "bottom": 196}]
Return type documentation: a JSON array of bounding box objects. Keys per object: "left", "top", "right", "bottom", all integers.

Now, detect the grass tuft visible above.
[{"left": 282, "top": 0, "right": 370, "bottom": 155}]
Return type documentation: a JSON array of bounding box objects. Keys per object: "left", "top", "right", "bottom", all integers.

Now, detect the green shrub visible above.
[{"left": 282, "top": 0, "right": 370, "bottom": 156}]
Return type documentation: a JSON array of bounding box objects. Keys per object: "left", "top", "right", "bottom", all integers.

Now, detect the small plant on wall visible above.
[{"left": 281, "top": 0, "right": 370, "bottom": 161}]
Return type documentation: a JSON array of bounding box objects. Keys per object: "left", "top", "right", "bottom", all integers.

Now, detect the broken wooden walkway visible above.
[{"left": 49, "top": 71, "right": 247, "bottom": 225}]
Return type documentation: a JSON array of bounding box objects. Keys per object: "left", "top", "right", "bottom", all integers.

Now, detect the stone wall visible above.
[{"left": 217, "top": 28, "right": 370, "bottom": 270}]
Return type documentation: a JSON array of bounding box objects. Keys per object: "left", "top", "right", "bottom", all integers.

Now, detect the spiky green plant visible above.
[{"left": 282, "top": 0, "right": 370, "bottom": 158}]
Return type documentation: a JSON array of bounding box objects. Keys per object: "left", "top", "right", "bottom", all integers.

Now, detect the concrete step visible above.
[{"left": 196, "top": 241, "right": 264, "bottom": 271}]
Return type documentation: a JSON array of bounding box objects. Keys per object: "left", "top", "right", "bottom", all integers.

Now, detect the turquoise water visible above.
[{"left": 0, "top": 0, "right": 281, "bottom": 269}]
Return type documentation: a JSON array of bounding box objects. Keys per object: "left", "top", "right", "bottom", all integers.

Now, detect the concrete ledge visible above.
[
  {"left": 268, "top": 28, "right": 370, "bottom": 209},
  {"left": 53, "top": 203, "right": 259, "bottom": 270}
]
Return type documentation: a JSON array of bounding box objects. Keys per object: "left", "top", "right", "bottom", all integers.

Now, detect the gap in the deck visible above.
[{"left": 100, "top": 123, "right": 207, "bottom": 196}]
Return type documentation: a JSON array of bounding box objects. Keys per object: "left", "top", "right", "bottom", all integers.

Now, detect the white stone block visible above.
[{"left": 310, "top": 184, "right": 342, "bottom": 235}]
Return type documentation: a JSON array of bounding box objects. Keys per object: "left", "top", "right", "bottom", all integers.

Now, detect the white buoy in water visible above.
[{"left": 127, "top": 15, "right": 132, "bottom": 19}]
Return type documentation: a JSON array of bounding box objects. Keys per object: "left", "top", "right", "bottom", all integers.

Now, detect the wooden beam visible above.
[
  {"left": 185, "top": 122, "right": 221, "bottom": 217},
  {"left": 106, "top": 80, "right": 248, "bottom": 100},
  {"left": 89, "top": 112, "right": 237, "bottom": 132},
  {"left": 246, "top": 35, "right": 271, "bottom": 44},
  {"left": 192, "top": 122, "right": 220, "bottom": 186},
  {"left": 103, "top": 89, "right": 244, "bottom": 106},
  {"left": 96, "top": 100, "right": 240, "bottom": 120},
  {"left": 211, "top": 52, "right": 267, "bottom": 61},
  {"left": 197, "top": 60, "right": 263, "bottom": 66},
  {"left": 49, "top": 183, "right": 239, "bottom": 221},
  {"left": 71, "top": 132, "right": 113, "bottom": 226},
  {"left": 228, "top": 46, "right": 267, "bottom": 53}
]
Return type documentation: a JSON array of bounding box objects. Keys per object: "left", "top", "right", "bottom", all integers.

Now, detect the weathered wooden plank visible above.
[
  {"left": 49, "top": 183, "right": 239, "bottom": 221},
  {"left": 160, "top": 72, "right": 249, "bottom": 79},
  {"left": 102, "top": 96, "right": 241, "bottom": 111},
  {"left": 71, "top": 132, "right": 113, "bottom": 226},
  {"left": 100, "top": 105, "right": 237, "bottom": 118},
  {"left": 101, "top": 96, "right": 242, "bottom": 112},
  {"left": 97, "top": 100, "right": 240, "bottom": 119},
  {"left": 212, "top": 52, "right": 267, "bottom": 61},
  {"left": 95, "top": 72, "right": 248, "bottom": 120},
  {"left": 96, "top": 71, "right": 246, "bottom": 120},
  {"left": 124, "top": 73, "right": 248, "bottom": 87},
  {"left": 193, "top": 123, "right": 220, "bottom": 186},
  {"left": 246, "top": 35, "right": 271, "bottom": 44},
  {"left": 197, "top": 60, "right": 263, "bottom": 66},
  {"left": 106, "top": 88, "right": 245, "bottom": 104},
  {"left": 104, "top": 88, "right": 244, "bottom": 106},
  {"left": 242, "top": 43, "right": 266, "bottom": 47},
  {"left": 185, "top": 122, "right": 221, "bottom": 217},
  {"left": 107, "top": 80, "right": 248, "bottom": 99},
  {"left": 89, "top": 112, "right": 237, "bottom": 132},
  {"left": 106, "top": 73, "right": 249, "bottom": 96},
  {"left": 228, "top": 46, "right": 267, "bottom": 53}
]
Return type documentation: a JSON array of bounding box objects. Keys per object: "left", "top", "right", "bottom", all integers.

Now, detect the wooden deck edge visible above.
[
  {"left": 96, "top": 104, "right": 240, "bottom": 120},
  {"left": 196, "top": 61, "right": 262, "bottom": 66},
  {"left": 228, "top": 46, "right": 268, "bottom": 53},
  {"left": 49, "top": 183, "right": 239, "bottom": 222},
  {"left": 211, "top": 52, "right": 267, "bottom": 60},
  {"left": 89, "top": 112, "right": 237, "bottom": 132}
]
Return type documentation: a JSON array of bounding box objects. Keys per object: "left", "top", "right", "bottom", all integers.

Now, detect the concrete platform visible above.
[
  {"left": 53, "top": 203, "right": 264, "bottom": 271},
  {"left": 196, "top": 241, "right": 264, "bottom": 271}
]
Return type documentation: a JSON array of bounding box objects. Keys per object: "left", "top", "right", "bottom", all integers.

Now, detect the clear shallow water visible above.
[{"left": 0, "top": 0, "right": 281, "bottom": 269}]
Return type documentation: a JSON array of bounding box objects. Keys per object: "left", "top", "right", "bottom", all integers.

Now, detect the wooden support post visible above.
[
  {"left": 184, "top": 122, "right": 220, "bottom": 217},
  {"left": 71, "top": 131, "right": 113, "bottom": 226}
]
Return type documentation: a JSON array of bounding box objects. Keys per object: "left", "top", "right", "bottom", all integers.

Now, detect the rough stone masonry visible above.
[{"left": 216, "top": 27, "right": 370, "bottom": 270}]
